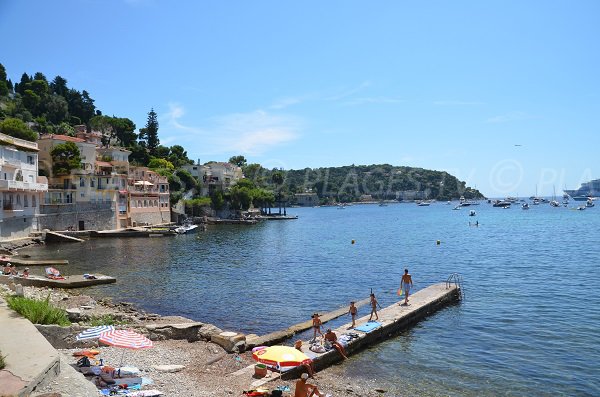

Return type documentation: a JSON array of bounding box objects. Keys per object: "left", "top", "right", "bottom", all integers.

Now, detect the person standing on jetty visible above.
[
  {"left": 368, "top": 293, "right": 381, "bottom": 321},
  {"left": 311, "top": 313, "right": 324, "bottom": 341},
  {"left": 348, "top": 301, "right": 357, "bottom": 328},
  {"left": 400, "top": 268, "right": 413, "bottom": 305}
]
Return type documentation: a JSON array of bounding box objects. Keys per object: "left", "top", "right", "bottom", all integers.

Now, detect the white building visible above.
[
  {"left": 183, "top": 162, "right": 243, "bottom": 196},
  {"left": 0, "top": 132, "right": 48, "bottom": 240}
]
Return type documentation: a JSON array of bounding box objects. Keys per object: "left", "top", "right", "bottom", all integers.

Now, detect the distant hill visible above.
[{"left": 245, "top": 163, "right": 484, "bottom": 204}]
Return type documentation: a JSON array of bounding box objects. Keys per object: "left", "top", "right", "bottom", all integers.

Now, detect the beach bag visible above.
[{"left": 76, "top": 356, "right": 91, "bottom": 367}]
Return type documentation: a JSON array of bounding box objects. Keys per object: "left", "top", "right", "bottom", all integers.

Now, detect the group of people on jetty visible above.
[
  {"left": 2, "top": 262, "right": 29, "bottom": 278},
  {"left": 287, "top": 269, "right": 414, "bottom": 397}
]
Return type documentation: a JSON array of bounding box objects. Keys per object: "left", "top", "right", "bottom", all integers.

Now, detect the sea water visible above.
[{"left": 21, "top": 203, "right": 600, "bottom": 396}]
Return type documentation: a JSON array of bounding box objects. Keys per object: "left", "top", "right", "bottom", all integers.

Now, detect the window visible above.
[
  {"left": 80, "top": 177, "right": 85, "bottom": 187},
  {"left": 91, "top": 179, "right": 95, "bottom": 187},
  {"left": 16, "top": 194, "right": 21, "bottom": 206},
  {"left": 137, "top": 200, "right": 141, "bottom": 208},
  {"left": 154, "top": 200, "right": 158, "bottom": 207},
  {"left": 27, "top": 155, "right": 34, "bottom": 165},
  {"left": 24, "top": 195, "right": 28, "bottom": 207},
  {"left": 32, "top": 195, "right": 36, "bottom": 207}
]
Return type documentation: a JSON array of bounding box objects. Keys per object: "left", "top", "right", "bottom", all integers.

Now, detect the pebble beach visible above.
[{"left": 1, "top": 282, "right": 391, "bottom": 397}]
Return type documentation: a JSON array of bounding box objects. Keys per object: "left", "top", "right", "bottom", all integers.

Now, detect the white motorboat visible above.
[{"left": 175, "top": 223, "right": 199, "bottom": 234}]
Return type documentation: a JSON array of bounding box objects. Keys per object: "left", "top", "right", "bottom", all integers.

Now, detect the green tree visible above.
[
  {"left": 210, "top": 190, "right": 225, "bottom": 210},
  {"left": 50, "top": 141, "right": 81, "bottom": 176},
  {"left": 148, "top": 157, "right": 174, "bottom": 171},
  {"left": 50, "top": 75, "right": 68, "bottom": 97},
  {"left": 0, "top": 118, "right": 38, "bottom": 141},
  {"left": 175, "top": 169, "right": 197, "bottom": 190},
  {"left": 168, "top": 145, "right": 192, "bottom": 168},
  {"left": 128, "top": 143, "right": 150, "bottom": 166},
  {"left": 109, "top": 117, "right": 137, "bottom": 146},
  {"left": 229, "top": 155, "right": 247, "bottom": 168},
  {"left": 45, "top": 94, "right": 69, "bottom": 124},
  {"left": 139, "top": 108, "right": 159, "bottom": 155}
]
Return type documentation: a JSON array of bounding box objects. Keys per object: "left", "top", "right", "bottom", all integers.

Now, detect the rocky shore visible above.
[{"left": 1, "top": 282, "right": 393, "bottom": 397}]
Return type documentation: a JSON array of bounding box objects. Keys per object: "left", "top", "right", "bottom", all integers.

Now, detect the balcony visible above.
[
  {"left": 3, "top": 202, "right": 14, "bottom": 211},
  {"left": 0, "top": 180, "right": 49, "bottom": 191},
  {"left": 48, "top": 184, "right": 76, "bottom": 190}
]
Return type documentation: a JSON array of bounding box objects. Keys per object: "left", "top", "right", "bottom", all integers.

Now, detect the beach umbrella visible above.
[
  {"left": 99, "top": 329, "right": 153, "bottom": 366},
  {"left": 252, "top": 345, "right": 311, "bottom": 369},
  {"left": 76, "top": 325, "right": 115, "bottom": 341}
]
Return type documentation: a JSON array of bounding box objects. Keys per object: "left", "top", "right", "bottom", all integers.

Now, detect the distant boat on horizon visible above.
[{"left": 564, "top": 178, "right": 600, "bottom": 201}]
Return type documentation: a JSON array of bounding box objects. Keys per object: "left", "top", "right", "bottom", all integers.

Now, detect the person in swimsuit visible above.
[
  {"left": 324, "top": 328, "right": 348, "bottom": 359},
  {"left": 311, "top": 313, "right": 323, "bottom": 340},
  {"left": 400, "top": 268, "right": 413, "bottom": 305},
  {"left": 348, "top": 301, "right": 357, "bottom": 328},
  {"left": 368, "top": 293, "right": 381, "bottom": 321},
  {"left": 294, "top": 373, "right": 326, "bottom": 397}
]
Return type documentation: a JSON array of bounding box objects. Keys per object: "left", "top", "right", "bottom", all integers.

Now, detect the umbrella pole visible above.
[{"left": 119, "top": 349, "right": 126, "bottom": 368}]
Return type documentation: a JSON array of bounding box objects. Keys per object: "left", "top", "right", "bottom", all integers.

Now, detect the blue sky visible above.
[{"left": 1, "top": 0, "right": 599, "bottom": 196}]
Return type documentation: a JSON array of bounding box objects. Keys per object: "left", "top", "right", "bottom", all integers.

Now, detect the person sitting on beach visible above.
[
  {"left": 311, "top": 313, "right": 323, "bottom": 341},
  {"left": 294, "top": 372, "right": 326, "bottom": 397},
  {"left": 323, "top": 328, "right": 348, "bottom": 359},
  {"left": 368, "top": 293, "right": 382, "bottom": 321},
  {"left": 22, "top": 267, "right": 29, "bottom": 278},
  {"left": 348, "top": 301, "right": 357, "bottom": 328},
  {"left": 3, "top": 263, "right": 11, "bottom": 275}
]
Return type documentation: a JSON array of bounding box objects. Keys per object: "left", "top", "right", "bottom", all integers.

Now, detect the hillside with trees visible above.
[
  {"left": 233, "top": 156, "right": 484, "bottom": 204},
  {"left": 0, "top": 62, "right": 483, "bottom": 211}
]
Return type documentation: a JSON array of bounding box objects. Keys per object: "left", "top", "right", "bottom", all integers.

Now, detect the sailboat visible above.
[{"left": 550, "top": 186, "right": 560, "bottom": 207}]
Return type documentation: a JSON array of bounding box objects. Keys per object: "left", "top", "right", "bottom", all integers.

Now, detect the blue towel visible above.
[{"left": 354, "top": 321, "right": 382, "bottom": 333}]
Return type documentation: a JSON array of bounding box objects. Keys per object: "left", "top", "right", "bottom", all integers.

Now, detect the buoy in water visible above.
[
  {"left": 436, "top": 240, "right": 441, "bottom": 245},
  {"left": 351, "top": 239, "right": 355, "bottom": 244}
]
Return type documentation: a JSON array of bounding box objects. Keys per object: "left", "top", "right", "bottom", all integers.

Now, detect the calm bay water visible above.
[{"left": 22, "top": 202, "right": 600, "bottom": 396}]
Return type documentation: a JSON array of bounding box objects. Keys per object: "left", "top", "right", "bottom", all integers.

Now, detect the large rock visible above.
[
  {"left": 210, "top": 331, "right": 246, "bottom": 353},
  {"left": 152, "top": 364, "right": 186, "bottom": 373},
  {"left": 145, "top": 322, "right": 220, "bottom": 342},
  {"left": 66, "top": 308, "right": 82, "bottom": 322},
  {"left": 35, "top": 324, "right": 97, "bottom": 349}
]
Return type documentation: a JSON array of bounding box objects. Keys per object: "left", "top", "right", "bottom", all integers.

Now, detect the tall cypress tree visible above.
[{"left": 139, "top": 108, "right": 160, "bottom": 155}]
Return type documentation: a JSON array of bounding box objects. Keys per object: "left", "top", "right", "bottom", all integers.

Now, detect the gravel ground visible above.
[{"left": 2, "top": 284, "right": 395, "bottom": 397}]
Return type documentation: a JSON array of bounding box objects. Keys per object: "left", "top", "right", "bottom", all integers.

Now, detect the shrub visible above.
[
  {"left": 0, "top": 350, "right": 5, "bottom": 370},
  {"left": 6, "top": 295, "right": 70, "bottom": 326}
]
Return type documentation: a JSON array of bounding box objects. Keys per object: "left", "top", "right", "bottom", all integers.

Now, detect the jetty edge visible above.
[
  {"left": 249, "top": 282, "right": 460, "bottom": 385},
  {"left": 246, "top": 297, "right": 371, "bottom": 348}
]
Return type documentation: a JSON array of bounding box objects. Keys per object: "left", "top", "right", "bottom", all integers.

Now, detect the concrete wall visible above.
[
  {"left": 38, "top": 202, "right": 115, "bottom": 231},
  {"left": 130, "top": 210, "right": 170, "bottom": 226},
  {"left": 0, "top": 216, "right": 36, "bottom": 239}
]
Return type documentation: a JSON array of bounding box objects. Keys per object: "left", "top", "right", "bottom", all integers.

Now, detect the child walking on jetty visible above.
[
  {"left": 348, "top": 301, "right": 357, "bottom": 328},
  {"left": 369, "top": 293, "right": 382, "bottom": 321}
]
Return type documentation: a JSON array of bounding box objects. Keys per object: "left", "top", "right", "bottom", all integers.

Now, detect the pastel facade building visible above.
[
  {"left": 128, "top": 166, "right": 170, "bottom": 226},
  {"left": 37, "top": 133, "right": 140, "bottom": 229},
  {"left": 0, "top": 132, "right": 48, "bottom": 239}
]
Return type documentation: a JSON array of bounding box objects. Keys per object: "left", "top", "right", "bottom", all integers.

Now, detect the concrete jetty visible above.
[
  {"left": 0, "top": 257, "right": 70, "bottom": 267},
  {"left": 246, "top": 297, "right": 371, "bottom": 347},
  {"left": 246, "top": 282, "right": 460, "bottom": 386}
]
